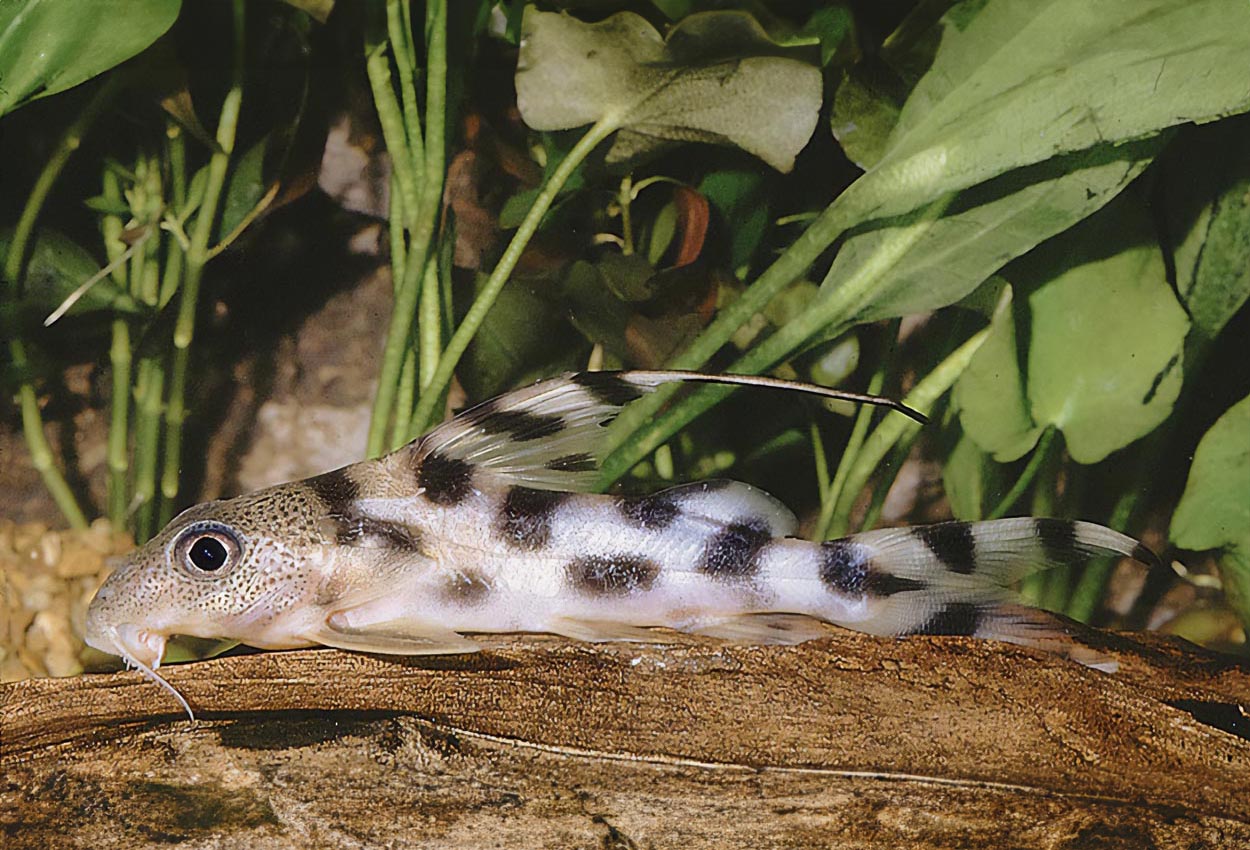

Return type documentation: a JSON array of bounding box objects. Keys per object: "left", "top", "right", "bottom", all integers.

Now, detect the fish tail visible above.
[{"left": 815, "top": 518, "right": 1161, "bottom": 668}]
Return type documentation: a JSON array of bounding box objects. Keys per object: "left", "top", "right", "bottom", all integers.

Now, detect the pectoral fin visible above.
[
  {"left": 314, "top": 612, "right": 479, "bottom": 656},
  {"left": 681, "top": 613, "right": 833, "bottom": 645},
  {"left": 546, "top": 617, "right": 662, "bottom": 643}
]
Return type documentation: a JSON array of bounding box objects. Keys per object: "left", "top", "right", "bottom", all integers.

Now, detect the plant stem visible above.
[
  {"left": 828, "top": 327, "right": 992, "bottom": 529},
  {"left": 101, "top": 169, "right": 132, "bottom": 527},
  {"left": 814, "top": 324, "right": 897, "bottom": 540},
  {"left": 366, "top": 0, "right": 447, "bottom": 455},
  {"left": 417, "top": 250, "right": 441, "bottom": 392},
  {"left": 387, "top": 172, "right": 408, "bottom": 294},
  {"left": 859, "top": 432, "right": 921, "bottom": 533},
  {"left": 8, "top": 341, "right": 88, "bottom": 529},
  {"left": 599, "top": 195, "right": 953, "bottom": 485},
  {"left": 160, "top": 0, "right": 247, "bottom": 522},
  {"left": 365, "top": 21, "right": 419, "bottom": 231},
  {"left": 391, "top": 347, "right": 417, "bottom": 449},
  {"left": 132, "top": 357, "right": 166, "bottom": 541},
  {"left": 986, "top": 427, "right": 1056, "bottom": 520},
  {"left": 387, "top": 0, "right": 424, "bottom": 165},
  {"left": 405, "top": 113, "right": 621, "bottom": 442},
  {"left": 1031, "top": 445, "right": 1068, "bottom": 611},
  {"left": 158, "top": 346, "right": 190, "bottom": 528},
  {"left": 3, "top": 77, "right": 120, "bottom": 530},
  {"left": 1065, "top": 458, "right": 1148, "bottom": 623},
  {"left": 4, "top": 78, "right": 120, "bottom": 288},
  {"left": 816, "top": 371, "right": 883, "bottom": 539}
]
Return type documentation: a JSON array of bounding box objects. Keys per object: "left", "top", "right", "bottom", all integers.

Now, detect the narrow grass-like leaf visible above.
[
  {"left": 836, "top": 0, "right": 1250, "bottom": 228},
  {"left": 824, "top": 138, "right": 1159, "bottom": 322}
]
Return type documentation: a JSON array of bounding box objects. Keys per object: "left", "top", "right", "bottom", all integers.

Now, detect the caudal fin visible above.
[{"left": 817, "top": 517, "right": 1161, "bottom": 668}]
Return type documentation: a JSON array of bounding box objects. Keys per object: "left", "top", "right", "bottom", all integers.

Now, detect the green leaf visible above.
[
  {"left": 1161, "top": 118, "right": 1250, "bottom": 343},
  {"left": 830, "top": 67, "right": 902, "bottom": 170},
  {"left": 1171, "top": 393, "right": 1250, "bottom": 553},
  {"left": 0, "top": 0, "right": 181, "bottom": 116},
  {"left": 0, "top": 228, "right": 134, "bottom": 323},
  {"left": 957, "top": 194, "right": 1190, "bottom": 464},
  {"left": 697, "top": 169, "right": 769, "bottom": 273},
  {"left": 460, "top": 273, "right": 581, "bottom": 401},
  {"left": 1171, "top": 394, "right": 1250, "bottom": 629},
  {"left": 216, "top": 135, "right": 269, "bottom": 242},
  {"left": 833, "top": 0, "right": 1250, "bottom": 229},
  {"left": 943, "top": 433, "right": 1009, "bottom": 521},
  {"left": 824, "top": 137, "right": 1160, "bottom": 323},
  {"left": 954, "top": 286, "right": 1041, "bottom": 462},
  {"left": 515, "top": 7, "right": 822, "bottom": 172},
  {"left": 799, "top": 4, "right": 854, "bottom": 67}
]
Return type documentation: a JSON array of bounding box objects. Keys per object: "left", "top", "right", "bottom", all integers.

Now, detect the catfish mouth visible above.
[{"left": 101, "top": 623, "right": 196, "bottom": 721}]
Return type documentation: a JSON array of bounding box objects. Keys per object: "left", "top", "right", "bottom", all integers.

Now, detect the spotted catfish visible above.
[{"left": 86, "top": 370, "right": 1160, "bottom": 717}]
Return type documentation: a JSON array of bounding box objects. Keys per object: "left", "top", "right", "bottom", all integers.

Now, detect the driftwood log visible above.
[{"left": 2, "top": 629, "right": 1248, "bottom": 849}]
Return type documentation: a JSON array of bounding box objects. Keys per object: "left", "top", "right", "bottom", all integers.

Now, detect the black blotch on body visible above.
[
  {"left": 567, "top": 554, "right": 659, "bottom": 595},
  {"left": 418, "top": 451, "right": 475, "bottom": 505},
  {"left": 819, "top": 540, "right": 925, "bottom": 597},
  {"left": 546, "top": 452, "right": 596, "bottom": 472},
  {"left": 909, "top": 601, "right": 982, "bottom": 637},
  {"left": 915, "top": 522, "right": 977, "bottom": 575},
  {"left": 699, "top": 519, "right": 772, "bottom": 579},
  {"left": 618, "top": 492, "right": 681, "bottom": 530},
  {"left": 307, "top": 467, "right": 360, "bottom": 514},
  {"left": 465, "top": 401, "right": 565, "bottom": 442},
  {"left": 498, "top": 486, "right": 567, "bottom": 550},
  {"left": 1035, "top": 517, "right": 1078, "bottom": 565},
  {"left": 570, "top": 371, "right": 645, "bottom": 406}
]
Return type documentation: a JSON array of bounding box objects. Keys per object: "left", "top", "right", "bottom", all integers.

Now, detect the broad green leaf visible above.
[
  {"left": 1161, "top": 119, "right": 1250, "bottom": 343},
  {"left": 0, "top": 228, "right": 134, "bottom": 323},
  {"left": 830, "top": 67, "right": 902, "bottom": 170},
  {"left": 0, "top": 0, "right": 181, "bottom": 116},
  {"left": 832, "top": 0, "right": 1250, "bottom": 228},
  {"left": 954, "top": 286, "right": 1040, "bottom": 462},
  {"left": 823, "top": 137, "right": 1160, "bottom": 322},
  {"left": 697, "top": 169, "right": 769, "bottom": 274},
  {"left": 957, "top": 194, "right": 1190, "bottom": 464},
  {"left": 1171, "top": 394, "right": 1250, "bottom": 629},
  {"left": 515, "top": 8, "right": 821, "bottom": 172},
  {"left": 460, "top": 273, "right": 581, "bottom": 401},
  {"left": 943, "top": 434, "right": 1009, "bottom": 521},
  {"left": 1171, "top": 393, "right": 1250, "bottom": 553},
  {"left": 799, "top": 4, "right": 854, "bottom": 67}
]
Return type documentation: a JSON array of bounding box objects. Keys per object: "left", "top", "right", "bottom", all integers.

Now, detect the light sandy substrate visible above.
[{"left": 0, "top": 518, "right": 133, "bottom": 682}]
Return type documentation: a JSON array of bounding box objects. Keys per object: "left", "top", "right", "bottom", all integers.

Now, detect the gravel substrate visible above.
[{"left": 0, "top": 518, "right": 133, "bottom": 682}]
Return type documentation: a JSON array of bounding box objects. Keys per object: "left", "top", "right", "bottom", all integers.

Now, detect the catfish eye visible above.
[
  {"left": 190, "top": 536, "right": 228, "bottom": 571},
  {"left": 173, "top": 524, "right": 243, "bottom": 577}
]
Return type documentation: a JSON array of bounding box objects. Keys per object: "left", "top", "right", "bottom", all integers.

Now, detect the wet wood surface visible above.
[{"left": 2, "top": 629, "right": 1248, "bottom": 849}]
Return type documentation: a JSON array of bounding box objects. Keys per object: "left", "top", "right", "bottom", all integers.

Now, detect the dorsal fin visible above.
[
  {"left": 401, "top": 370, "right": 925, "bottom": 493},
  {"left": 405, "top": 372, "right": 666, "bottom": 492}
]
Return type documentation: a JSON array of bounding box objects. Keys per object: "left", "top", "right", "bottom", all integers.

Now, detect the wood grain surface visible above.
[{"left": 2, "top": 629, "right": 1248, "bottom": 849}]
